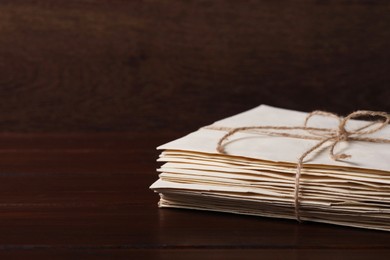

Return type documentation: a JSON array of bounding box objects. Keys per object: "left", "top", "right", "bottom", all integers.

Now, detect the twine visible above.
[{"left": 208, "top": 110, "right": 390, "bottom": 222}]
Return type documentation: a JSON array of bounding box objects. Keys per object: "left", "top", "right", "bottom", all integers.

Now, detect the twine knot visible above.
[
  {"left": 213, "top": 109, "right": 390, "bottom": 222},
  {"left": 331, "top": 126, "right": 350, "bottom": 160},
  {"left": 337, "top": 128, "right": 349, "bottom": 141}
]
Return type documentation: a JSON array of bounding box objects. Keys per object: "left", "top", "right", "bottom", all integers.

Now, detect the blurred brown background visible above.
[{"left": 0, "top": 0, "right": 389, "bottom": 132}]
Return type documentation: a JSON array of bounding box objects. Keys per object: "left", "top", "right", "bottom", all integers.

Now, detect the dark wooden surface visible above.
[
  {"left": 0, "top": 0, "right": 389, "bottom": 132},
  {"left": 0, "top": 133, "right": 389, "bottom": 259},
  {"left": 0, "top": 0, "right": 390, "bottom": 259}
]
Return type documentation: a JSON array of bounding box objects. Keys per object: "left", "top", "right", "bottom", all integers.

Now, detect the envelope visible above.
[{"left": 150, "top": 105, "right": 390, "bottom": 231}]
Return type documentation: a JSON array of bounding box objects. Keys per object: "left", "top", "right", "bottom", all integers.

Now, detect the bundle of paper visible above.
[{"left": 150, "top": 105, "right": 390, "bottom": 231}]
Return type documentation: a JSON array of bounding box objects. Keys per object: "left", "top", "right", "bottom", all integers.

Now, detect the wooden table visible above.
[
  {"left": 1, "top": 0, "right": 390, "bottom": 258},
  {"left": 0, "top": 133, "right": 388, "bottom": 259}
]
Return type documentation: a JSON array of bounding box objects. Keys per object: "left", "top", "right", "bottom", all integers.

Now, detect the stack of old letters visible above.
[{"left": 150, "top": 105, "right": 390, "bottom": 231}]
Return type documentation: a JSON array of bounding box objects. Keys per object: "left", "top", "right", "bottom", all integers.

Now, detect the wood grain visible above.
[
  {"left": 0, "top": 1, "right": 389, "bottom": 132},
  {"left": 1, "top": 1, "right": 390, "bottom": 258},
  {"left": 0, "top": 133, "right": 389, "bottom": 259}
]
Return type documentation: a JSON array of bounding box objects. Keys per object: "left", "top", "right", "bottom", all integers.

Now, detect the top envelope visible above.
[{"left": 158, "top": 105, "right": 390, "bottom": 172}]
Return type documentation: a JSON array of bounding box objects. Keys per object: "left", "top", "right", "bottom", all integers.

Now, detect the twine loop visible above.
[{"left": 214, "top": 109, "right": 390, "bottom": 222}]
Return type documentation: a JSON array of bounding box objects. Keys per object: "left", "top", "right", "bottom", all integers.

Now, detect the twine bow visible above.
[{"left": 214, "top": 110, "right": 390, "bottom": 222}]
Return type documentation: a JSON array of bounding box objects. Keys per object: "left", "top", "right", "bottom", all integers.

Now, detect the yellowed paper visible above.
[{"left": 150, "top": 105, "right": 390, "bottom": 231}]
